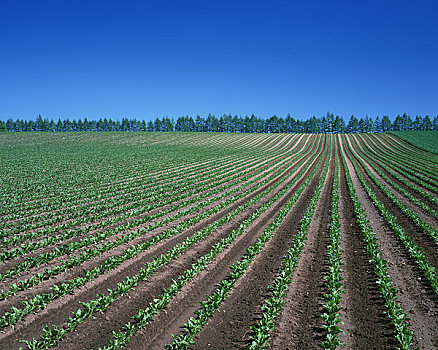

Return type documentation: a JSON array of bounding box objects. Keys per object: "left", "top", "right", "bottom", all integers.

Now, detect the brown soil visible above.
[
  {"left": 2, "top": 133, "right": 438, "bottom": 350},
  {"left": 340, "top": 138, "right": 438, "bottom": 349},
  {"left": 52, "top": 135, "right": 323, "bottom": 350},
  {"left": 344, "top": 137, "right": 438, "bottom": 269},
  {"left": 337, "top": 143, "right": 398, "bottom": 349},
  {"left": 351, "top": 134, "right": 438, "bottom": 217}
]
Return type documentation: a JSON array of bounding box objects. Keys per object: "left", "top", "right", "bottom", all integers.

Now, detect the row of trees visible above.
[{"left": 1, "top": 113, "right": 437, "bottom": 133}]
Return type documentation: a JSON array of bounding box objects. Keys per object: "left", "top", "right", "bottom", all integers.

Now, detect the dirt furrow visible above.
[
  {"left": 267, "top": 141, "right": 333, "bottom": 349},
  {"left": 350, "top": 135, "right": 438, "bottom": 223},
  {"left": 48, "top": 137, "right": 324, "bottom": 350},
  {"left": 0, "top": 142, "right": 304, "bottom": 283},
  {"left": 337, "top": 143, "right": 398, "bottom": 349},
  {"left": 0, "top": 139, "right": 310, "bottom": 301},
  {"left": 355, "top": 135, "right": 438, "bottom": 212},
  {"left": 345, "top": 140, "right": 438, "bottom": 269},
  {"left": 0, "top": 137, "right": 321, "bottom": 350},
  {"left": 341, "top": 137, "right": 438, "bottom": 349}
]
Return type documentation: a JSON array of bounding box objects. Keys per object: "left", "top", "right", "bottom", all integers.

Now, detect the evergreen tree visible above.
[
  {"left": 103, "top": 118, "right": 109, "bottom": 131},
  {"left": 218, "top": 116, "right": 225, "bottom": 132},
  {"left": 422, "top": 115, "right": 432, "bottom": 131},
  {"left": 347, "top": 115, "right": 359, "bottom": 133},
  {"left": 83, "top": 117, "right": 90, "bottom": 131},
  {"left": 319, "top": 116, "right": 328, "bottom": 133},
  {"left": 358, "top": 117, "right": 366, "bottom": 133},
  {"left": 249, "top": 114, "right": 257, "bottom": 133},
  {"left": 365, "top": 116, "right": 374, "bottom": 133},
  {"left": 381, "top": 115, "right": 391, "bottom": 132},
  {"left": 35, "top": 115, "right": 44, "bottom": 131},
  {"left": 405, "top": 113, "right": 413, "bottom": 130},
  {"left": 269, "top": 115, "right": 279, "bottom": 133},
  {"left": 63, "top": 119, "right": 72, "bottom": 132},
  {"left": 72, "top": 119, "right": 78, "bottom": 132},
  {"left": 393, "top": 115, "right": 403, "bottom": 131},
  {"left": 333, "top": 115, "right": 344, "bottom": 133},
  {"left": 13, "top": 119, "right": 23, "bottom": 131},
  {"left": 6, "top": 118, "right": 15, "bottom": 131},
  {"left": 28, "top": 120, "right": 36, "bottom": 132},
  {"left": 175, "top": 117, "right": 184, "bottom": 132},
  {"left": 413, "top": 115, "right": 422, "bottom": 130},
  {"left": 230, "top": 115, "right": 236, "bottom": 132},
  {"left": 374, "top": 116, "right": 382, "bottom": 133},
  {"left": 433, "top": 116, "right": 438, "bottom": 131},
  {"left": 278, "top": 116, "right": 285, "bottom": 133},
  {"left": 326, "top": 112, "right": 334, "bottom": 133},
  {"left": 154, "top": 117, "right": 161, "bottom": 132},
  {"left": 47, "top": 119, "right": 54, "bottom": 131},
  {"left": 193, "top": 115, "right": 201, "bottom": 132},
  {"left": 55, "top": 119, "right": 62, "bottom": 131},
  {"left": 305, "top": 116, "right": 318, "bottom": 133}
]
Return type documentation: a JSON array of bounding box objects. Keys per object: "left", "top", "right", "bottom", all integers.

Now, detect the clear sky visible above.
[{"left": 1, "top": 0, "right": 437, "bottom": 122}]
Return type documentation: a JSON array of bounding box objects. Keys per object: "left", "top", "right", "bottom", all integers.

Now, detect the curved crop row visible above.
[
  {"left": 18, "top": 136, "right": 327, "bottom": 349},
  {"left": 356, "top": 135, "right": 437, "bottom": 205},
  {"left": 244, "top": 139, "right": 331, "bottom": 349},
  {"left": 164, "top": 138, "right": 328, "bottom": 349},
  {"left": 340, "top": 141, "right": 414, "bottom": 349},
  {"left": 350, "top": 136, "right": 438, "bottom": 219},
  {"left": 0, "top": 136, "right": 321, "bottom": 302},
  {"left": 342, "top": 136, "right": 438, "bottom": 296}
]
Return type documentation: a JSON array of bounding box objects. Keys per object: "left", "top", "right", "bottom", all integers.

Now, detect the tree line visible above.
[{"left": 1, "top": 113, "right": 437, "bottom": 133}]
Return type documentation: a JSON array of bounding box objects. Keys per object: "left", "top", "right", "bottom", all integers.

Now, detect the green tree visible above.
[
  {"left": 422, "top": 115, "right": 432, "bottom": 130},
  {"left": 49, "top": 119, "right": 55, "bottom": 132},
  {"left": 6, "top": 119, "right": 15, "bottom": 131},
  {"left": 433, "top": 116, "right": 438, "bottom": 131},
  {"left": 381, "top": 115, "right": 391, "bottom": 132},
  {"left": 374, "top": 116, "right": 381, "bottom": 133},
  {"left": 347, "top": 115, "right": 359, "bottom": 133},
  {"left": 56, "top": 119, "right": 63, "bottom": 131},
  {"left": 358, "top": 117, "right": 366, "bottom": 133},
  {"left": 36, "top": 115, "right": 44, "bottom": 131},
  {"left": 103, "top": 117, "right": 109, "bottom": 131},
  {"left": 413, "top": 115, "right": 422, "bottom": 130},
  {"left": 326, "top": 112, "right": 334, "bottom": 133},
  {"left": 333, "top": 115, "right": 345, "bottom": 133},
  {"left": 153, "top": 117, "right": 162, "bottom": 132},
  {"left": 63, "top": 119, "right": 72, "bottom": 132}
]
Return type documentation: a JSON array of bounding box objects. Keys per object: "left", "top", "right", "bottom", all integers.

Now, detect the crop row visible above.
[
  {"left": 0, "top": 137, "right": 321, "bottom": 328},
  {"left": 343, "top": 136, "right": 438, "bottom": 244},
  {"left": 340, "top": 142, "right": 414, "bottom": 349},
  {"left": 165, "top": 138, "right": 329, "bottom": 348},
  {"left": 342, "top": 138, "right": 438, "bottom": 296},
  {"left": 18, "top": 136, "right": 328, "bottom": 349},
  {"left": 0, "top": 136, "right": 321, "bottom": 301},
  {"left": 364, "top": 135, "right": 438, "bottom": 188},
  {"left": 0, "top": 144, "right": 295, "bottom": 251},
  {"left": 244, "top": 138, "right": 331, "bottom": 349},
  {"left": 1, "top": 133, "right": 297, "bottom": 220},
  {"left": 355, "top": 134, "right": 437, "bottom": 205},
  {"left": 0, "top": 141, "right": 290, "bottom": 236}
]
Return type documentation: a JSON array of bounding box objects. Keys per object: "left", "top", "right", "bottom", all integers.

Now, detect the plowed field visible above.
[{"left": 0, "top": 132, "right": 437, "bottom": 349}]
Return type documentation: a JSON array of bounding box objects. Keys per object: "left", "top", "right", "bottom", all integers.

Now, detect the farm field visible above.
[
  {"left": 0, "top": 131, "right": 437, "bottom": 349},
  {"left": 388, "top": 131, "right": 438, "bottom": 154}
]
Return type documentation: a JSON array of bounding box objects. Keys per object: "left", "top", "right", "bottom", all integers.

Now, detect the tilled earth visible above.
[{"left": 0, "top": 132, "right": 437, "bottom": 349}]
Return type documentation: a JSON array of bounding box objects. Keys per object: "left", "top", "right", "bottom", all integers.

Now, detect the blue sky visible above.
[{"left": 1, "top": 0, "right": 437, "bottom": 122}]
